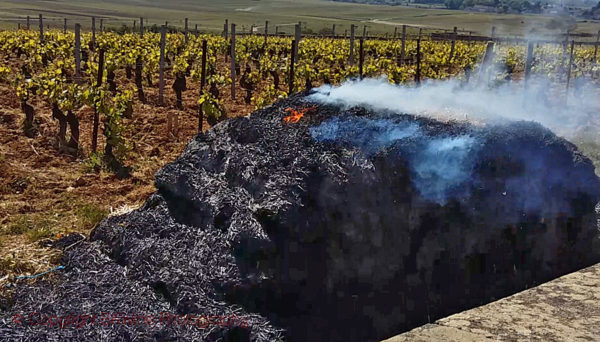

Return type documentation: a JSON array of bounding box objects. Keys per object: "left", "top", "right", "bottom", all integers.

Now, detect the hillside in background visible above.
[
  {"left": 0, "top": 0, "right": 598, "bottom": 38},
  {"left": 333, "top": 0, "right": 599, "bottom": 14}
]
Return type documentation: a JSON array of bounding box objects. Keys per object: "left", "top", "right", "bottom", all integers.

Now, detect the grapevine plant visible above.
[{"left": 0, "top": 27, "right": 598, "bottom": 175}]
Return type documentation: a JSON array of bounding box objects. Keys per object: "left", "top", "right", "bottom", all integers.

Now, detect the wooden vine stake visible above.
[
  {"left": 594, "top": 30, "right": 599, "bottom": 65},
  {"left": 524, "top": 41, "right": 534, "bottom": 87},
  {"left": 74, "top": 23, "right": 82, "bottom": 82},
  {"left": 478, "top": 41, "right": 495, "bottom": 84},
  {"left": 359, "top": 39, "right": 364, "bottom": 80},
  {"left": 140, "top": 17, "right": 144, "bottom": 37},
  {"left": 294, "top": 23, "right": 301, "bottom": 63},
  {"left": 64, "top": 18, "right": 67, "bottom": 33},
  {"left": 39, "top": 14, "right": 43, "bottom": 43},
  {"left": 92, "top": 17, "right": 96, "bottom": 50},
  {"left": 560, "top": 32, "right": 569, "bottom": 80},
  {"left": 349, "top": 24, "right": 355, "bottom": 66},
  {"left": 415, "top": 37, "right": 421, "bottom": 86},
  {"left": 449, "top": 26, "right": 457, "bottom": 62},
  {"left": 400, "top": 25, "right": 406, "bottom": 66},
  {"left": 158, "top": 25, "right": 166, "bottom": 106},
  {"left": 289, "top": 40, "right": 296, "bottom": 94},
  {"left": 230, "top": 23, "right": 236, "bottom": 100},
  {"left": 264, "top": 20, "right": 269, "bottom": 45},
  {"left": 198, "top": 39, "right": 207, "bottom": 132},
  {"left": 27, "top": 15, "right": 30, "bottom": 30},
  {"left": 184, "top": 18, "right": 189, "bottom": 44},
  {"left": 224, "top": 19, "right": 229, "bottom": 62},
  {"left": 565, "top": 40, "right": 575, "bottom": 104},
  {"left": 91, "top": 49, "right": 105, "bottom": 154}
]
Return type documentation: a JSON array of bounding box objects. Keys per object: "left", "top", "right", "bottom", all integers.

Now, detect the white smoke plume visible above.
[{"left": 307, "top": 77, "right": 600, "bottom": 140}]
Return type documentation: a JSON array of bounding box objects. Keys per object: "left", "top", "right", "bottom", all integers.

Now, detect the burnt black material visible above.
[{"left": 2, "top": 93, "right": 600, "bottom": 341}]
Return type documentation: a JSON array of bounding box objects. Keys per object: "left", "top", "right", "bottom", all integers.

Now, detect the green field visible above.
[{"left": 0, "top": 0, "right": 599, "bottom": 39}]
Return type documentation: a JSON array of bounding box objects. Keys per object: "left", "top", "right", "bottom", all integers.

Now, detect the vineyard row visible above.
[{"left": 1, "top": 19, "right": 599, "bottom": 176}]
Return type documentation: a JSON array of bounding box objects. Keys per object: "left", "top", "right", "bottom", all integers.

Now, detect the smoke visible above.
[
  {"left": 518, "top": 16, "right": 577, "bottom": 41},
  {"left": 412, "top": 136, "right": 479, "bottom": 204},
  {"left": 309, "top": 116, "right": 420, "bottom": 155},
  {"left": 306, "top": 77, "right": 600, "bottom": 208},
  {"left": 310, "top": 116, "right": 480, "bottom": 204},
  {"left": 306, "top": 77, "right": 600, "bottom": 139}
]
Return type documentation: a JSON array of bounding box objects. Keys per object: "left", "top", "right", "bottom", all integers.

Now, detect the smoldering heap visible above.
[{"left": 2, "top": 90, "right": 600, "bottom": 342}]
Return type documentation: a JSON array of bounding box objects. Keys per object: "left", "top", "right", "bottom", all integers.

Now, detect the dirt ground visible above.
[{"left": 0, "top": 61, "right": 260, "bottom": 298}]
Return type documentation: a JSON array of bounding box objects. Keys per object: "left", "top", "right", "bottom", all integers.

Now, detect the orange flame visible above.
[{"left": 282, "top": 106, "right": 315, "bottom": 124}]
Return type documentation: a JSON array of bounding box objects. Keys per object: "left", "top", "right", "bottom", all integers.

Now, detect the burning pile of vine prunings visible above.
[{"left": 2, "top": 81, "right": 600, "bottom": 341}]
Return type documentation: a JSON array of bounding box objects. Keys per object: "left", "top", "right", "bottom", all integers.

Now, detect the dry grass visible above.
[
  {"left": 0, "top": 235, "right": 62, "bottom": 303},
  {"left": 0, "top": 200, "right": 107, "bottom": 299}
]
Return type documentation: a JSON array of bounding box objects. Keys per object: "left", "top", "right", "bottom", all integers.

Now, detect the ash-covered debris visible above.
[{"left": 2, "top": 92, "right": 600, "bottom": 342}]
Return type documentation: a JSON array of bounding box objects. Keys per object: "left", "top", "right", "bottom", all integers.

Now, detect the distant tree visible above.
[
  {"left": 414, "top": 0, "right": 445, "bottom": 4},
  {"left": 508, "top": 0, "right": 524, "bottom": 12},
  {"left": 582, "top": 1, "right": 600, "bottom": 18},
  {"left": 445, "top": 0, "right": 464, "bottom": 9},
  {"left": 530, "top": 0, "right": 542, "bottom": 12}
]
